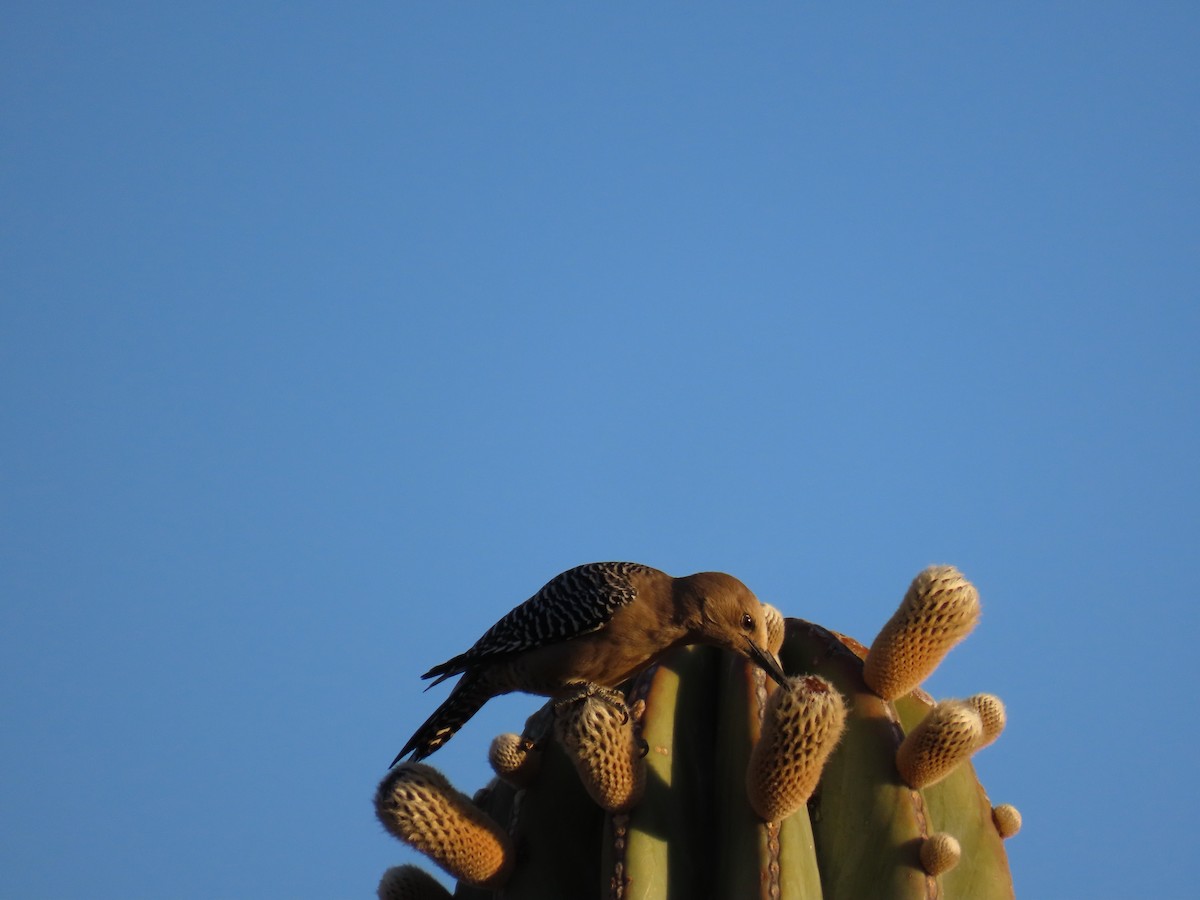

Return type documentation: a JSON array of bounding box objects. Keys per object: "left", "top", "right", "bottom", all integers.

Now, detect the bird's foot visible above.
[
  {"left": 521, "top": 705, "right": 556, "bottom": 748},
  {"left": 553, "top": 683, "right": 630, "bottom": 723},
  {"left": 593, "top": 686, "right": 631, "bottom": 723}
]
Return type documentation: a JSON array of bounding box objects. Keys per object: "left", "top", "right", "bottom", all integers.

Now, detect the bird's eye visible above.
[{"left": 741, "top": 613, "right": 754, "bottom": 631}]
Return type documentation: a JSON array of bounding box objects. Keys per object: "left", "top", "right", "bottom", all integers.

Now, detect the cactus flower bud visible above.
[
  {"left": 375, "top": 764, "right": 512, "bottom": 889},
  {"left": 746, "top": 675, "right": 847, "bottom": 821},
  {"left": 865, "top": 566, "right": 981, "bottom": 700}
]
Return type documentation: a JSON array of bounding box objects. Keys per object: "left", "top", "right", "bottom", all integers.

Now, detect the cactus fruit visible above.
[
  {"left": 896, "top": 700, "right": 985, "bottom": 789},
  {"left": 374, "top": 764, "right": 512, "bottom": 890},
  {"left": 864, "top": 565, "right": 980, "bottom": 700},
  {"left": 554, "top": 693, "right": 646, "bottom": 813},
  {"left": 376, "top": 566, "right": 1017, "bottom": 898},
  {"left": 377, "top": 864, "right": 453, "bottom": 900},
  {"left": 993, "top": 804, "right": 1023, "bottom": 839},
  {"left": 762, "top": 602, "right": 786, "bottom": 655},
  {"left": 746, "top": 674, "right": 847, "bottom": 821},
  {"left": 487, "top": 733, "right": 542, "bottom": 788},
  {"left": 967, "top": 694, "right": 1007, "bottom": 749},
  {"left": 920, "top": 833, "right": 962, "bottom": 876}
]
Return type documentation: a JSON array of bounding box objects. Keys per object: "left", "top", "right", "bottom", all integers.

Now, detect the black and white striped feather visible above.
[{"left": 421, "top": 562, "right": 656, "bottom": 685}]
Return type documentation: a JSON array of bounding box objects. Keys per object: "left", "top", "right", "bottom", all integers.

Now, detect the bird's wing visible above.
[{"left": 421, "top": 562, "right": 655, "bottom": 682}]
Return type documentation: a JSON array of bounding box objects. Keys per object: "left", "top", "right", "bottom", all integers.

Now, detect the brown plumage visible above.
[{"left": 391, "top": 562, "right": 785, "bottom": 765}]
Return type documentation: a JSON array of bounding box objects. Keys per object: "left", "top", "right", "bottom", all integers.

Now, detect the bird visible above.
[{"left": 391, "top": 561, "right": 787, "bottom": 765}]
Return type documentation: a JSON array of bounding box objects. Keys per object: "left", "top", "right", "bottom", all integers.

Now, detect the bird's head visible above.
[{"left": 677, "top": 571, "right": 787, "bottom": 685}]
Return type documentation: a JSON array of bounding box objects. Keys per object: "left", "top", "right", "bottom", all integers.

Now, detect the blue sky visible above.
[{"left": 2, "top": 4, "right": 1196, "bottom": 897}]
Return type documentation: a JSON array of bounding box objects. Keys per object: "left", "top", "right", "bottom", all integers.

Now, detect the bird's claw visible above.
[
  {"left": 593, "top": 686, "right": 630, "bottom": 723},
  {"left": 613, "top": 699, "right": 630, "bottom": 725},
  {"left": 553, "top": 684, "right": 630, "bottom": 722}
]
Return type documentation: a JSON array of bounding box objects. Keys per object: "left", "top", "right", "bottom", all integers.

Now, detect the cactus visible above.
[{"left": 376, "top": 566, "right": 1019, "bottom": 899}]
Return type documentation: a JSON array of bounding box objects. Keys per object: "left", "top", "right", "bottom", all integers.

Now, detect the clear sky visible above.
[{"left": 2, "top": 4, "right": 1196, "bottom": 898}]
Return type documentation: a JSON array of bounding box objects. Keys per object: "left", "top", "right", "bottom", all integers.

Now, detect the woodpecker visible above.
[{"left": 392, "top": 562, "right": 787, "bottom": 765}]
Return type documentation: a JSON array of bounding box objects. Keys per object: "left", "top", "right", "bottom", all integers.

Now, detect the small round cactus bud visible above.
[
  {"left": 488, "top": 732, "right": 542, "bottom": 787},
  {"left": 965, "top": 693, "right": 1006, "bottom": 749},
  {"left": 377, "top": 864, "right": 452, "bottom": 900},
  {"left": 992, "top": 803, "right": 1022, "bottom": 838},
  {"left": 896, "top": 700, "right": 983, "bottom": 789},
  {"left": 554, "top": 695, "right": 646, "bottom": 813},
  {"left": 864, "top": 566, "right": 981, "bottom": 700},
  {"left": 920, "top": 833, "right": 961, "bottom": 875},
  {"left": 762, "top": 603, "right": 786, "bottom": 656},
  {"left": 374, "top": 763, "right": 512, "bottom": 889},
  {"left": 746, "top": 675, "right": 847, "bottom": 822},
  {"left": 628, "top": 698, "right": 647, "bottom": 721}
]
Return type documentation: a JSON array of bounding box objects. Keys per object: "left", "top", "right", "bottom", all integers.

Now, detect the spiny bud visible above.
[
  {"left": 374, "top": 763, "right": 512, "bottom": 889},
  {"left": 864, "top": 566, "right": 981, "bottom": 700},
  {"left": 919, "top": 832, "right": 962, "bottom": 876},
  {"left": 992, "top": 803, "right": 1022, "bottom": 839},
  {"left": 488, "top": 732, "right": 542, "bottom": 787},
  {"left": 896, "top": 700, "right": 983, "bottom": 789},
  {"left": 762, "top": 603, "right": 786, "bottom": 656},
  {"left": 746, "top": 675, "right": 847, "bottom": 822},
  {"left": 965, "top": 693, "right": 1006, "bottom": 749},
  {"left": 554, "top": 695, "right": 646, "bottom": 813},
  {"left": 377, "top": 865, "right": 452, "bottom": 900}
]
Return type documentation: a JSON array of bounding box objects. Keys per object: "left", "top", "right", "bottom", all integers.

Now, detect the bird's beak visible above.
[{"left": 745, "top": 637, "right": 787, "bottom": 685}]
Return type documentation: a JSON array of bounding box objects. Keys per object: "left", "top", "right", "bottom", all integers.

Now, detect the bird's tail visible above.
[{"left": 390, "top": 672, "right": 493, "bottom": 766}]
